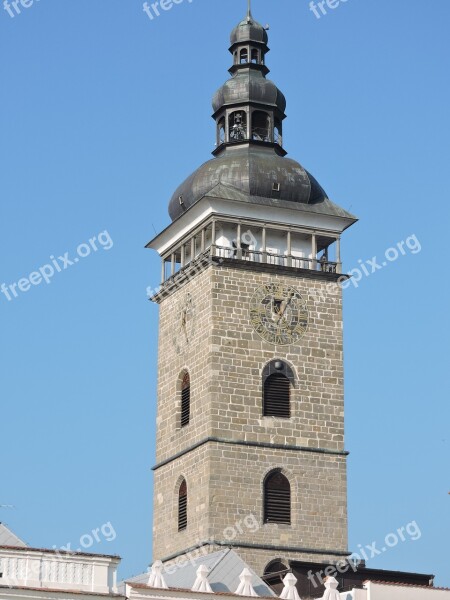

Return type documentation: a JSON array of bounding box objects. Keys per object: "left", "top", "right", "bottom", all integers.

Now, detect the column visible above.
[
  {"left": 336, "top": 237, "right": 342, "bottom": 274},
  {"left": 210, "top": 220, "right": 216, "bottom": 257},
  {"left": 201, "top": 229, "right": 206, "bottom": 253},
  {"left": 312, "top": 233, "right": 317, "bottom": 270},
  {"left": 262, "top": 226, "right": 267, "bottom": 264},
  {"left": 236, "top": 222, "right": 242, "bottom": 259},
  {"left": 287, "top": 230, "right": 292, "bottom": 267}
]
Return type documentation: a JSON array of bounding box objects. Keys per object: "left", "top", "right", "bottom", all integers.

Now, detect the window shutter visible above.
[
  {"left": 264, "top": 471, "right": 291, "bottom": 524},
  {"left": 264, "top": 374, "right": 290, "bottom": 418},
  {"left": 181, "top": 373, "right": 190, "bottom": 427},
  {"left": 178, "top": 480, "right": 187, "bottom": 531}
]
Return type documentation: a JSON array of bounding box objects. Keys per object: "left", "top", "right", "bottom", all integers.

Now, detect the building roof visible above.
[
  {"left": 366, "top": 581, "right": 450, "bottom": 592},
  {"left": 124, "top": 549, "right": 275, "bottom": 597},
  {"left": 212, "top": 71, "right": 286, "bottom": 115},
  {"left": 0, "top": 542, "right": 120, "bottom": 560},
  {"left": 167, "top": 7, "right": 355, "bottom": 228},
  {"left": 169, "top": 146, "right": 356, "bottom": 223},
  {"left": 0, "top": 585, "right": 125, "bottom": 598},
  {"left": 230, "top": 13, "right": 268, "bottom": 47},
  {"left": 0, "top": 523, "right": 28, "bottom": 548}
]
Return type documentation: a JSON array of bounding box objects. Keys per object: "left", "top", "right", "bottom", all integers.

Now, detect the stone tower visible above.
[{"left": 147, "top": 5, "right": 357, "bottom": 577}]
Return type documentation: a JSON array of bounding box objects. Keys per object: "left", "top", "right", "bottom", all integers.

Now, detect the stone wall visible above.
[{"left": 152, "top": 261, "right": 348, "bottom": 574}]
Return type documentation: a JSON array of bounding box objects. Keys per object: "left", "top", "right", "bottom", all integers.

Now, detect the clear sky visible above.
[{"left": 1, "top": 0, "right": 449, "bottom": 589}]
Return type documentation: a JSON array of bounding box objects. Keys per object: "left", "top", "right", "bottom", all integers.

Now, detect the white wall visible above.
[
  {"left": 0, "top": 548, "right": 119, "bottom": 594},
  {"left": 341, "top": 582, "right": 450, "bottom": 600}
]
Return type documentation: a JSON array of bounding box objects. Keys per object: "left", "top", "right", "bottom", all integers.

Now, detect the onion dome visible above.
[
  {"left": 230, "top": 13, "right": 269, "bottom": 46},
  {"left": 212, "top": 71, "right": 286, "bottom": 115}
]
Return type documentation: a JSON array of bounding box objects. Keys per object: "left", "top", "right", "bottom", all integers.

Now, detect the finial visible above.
[
  {"left": 192, "top": 565, "right": 214, "bottom": 593},
  {"left": 147, "top": 560, "right": 168, "bottom": 589},
  {"left": 280, "top": 573, "right": 301, "bottom": 600},
  {"left": 235, "top": 568, "right": 259, "bottom": 597},
  {"left": 320, "top": 577, "right": 341, "bottom": 600},
  {"left": 247, "top": 0, "right": 252, "bottom": 20}
]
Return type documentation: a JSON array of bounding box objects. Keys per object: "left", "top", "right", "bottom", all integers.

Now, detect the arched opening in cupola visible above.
[
  {"left": 274, "top": 118, "right": 283, "bottom": 146},
  {"left": 252, "top": 111, "right": 271, "bottom": 142},
  {"left": 229, "top": 111, "right": 247, "bottom": 142},
  {"left": 240, "top": 48, "right": 249, "bottom": 64},
  {"left": 217, "top": 117, "right": 225, "bottom": 145}
]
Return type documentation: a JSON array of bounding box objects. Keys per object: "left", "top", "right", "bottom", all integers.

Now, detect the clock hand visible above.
[
  {"left": 276, "top": 292, "right": 294, "bottom": 324},
  {"left": 281, "top": 292, "right": 294, "bottom": 315}
]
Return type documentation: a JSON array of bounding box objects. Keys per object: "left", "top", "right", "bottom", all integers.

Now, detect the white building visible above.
[
  {"left": 0, "top": 523, "right": 122, "bottom": 600},
  {"left": 1, "top": 525, "right": 449, "bottom": 600},
  {"left": 342, "top": 581, "right": 450, "bottom": 600}
]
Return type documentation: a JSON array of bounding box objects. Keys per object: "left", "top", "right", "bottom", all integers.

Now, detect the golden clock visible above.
[{"left": 249, "top": 283, "right": 308, "bottom": 346}]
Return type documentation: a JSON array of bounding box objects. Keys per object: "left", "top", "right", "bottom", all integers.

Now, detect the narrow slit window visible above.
[
  {"left": 178, "top": 479, "right": 187, "bottom": 531},
  {"left": 181, "top": 372, "right": 190, "bottom": 427}
]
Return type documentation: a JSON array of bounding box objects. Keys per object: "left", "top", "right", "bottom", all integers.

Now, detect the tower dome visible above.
[
  {"left": 169, "top": 147, "right": 327, "bottom": 221},
  {"left": 167, "top": 5, "right": 330, "bottom": 222},
  {"left": 230, "top": 14, "right": 269, "bottom": 46},
  {"left": 212, "top": 72, "right": 286, "bottom": 115}
]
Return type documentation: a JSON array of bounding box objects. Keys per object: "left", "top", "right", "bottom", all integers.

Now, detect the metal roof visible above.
[
  {"left": 169, "top": 146, "right": 332, "bottom": 221},
  {"left": 124, "top": 549, "right": 275, "bottom": 597},
  {"left": 213, "top": 70, "right": 286, "bottom": 115},
  {"left": 0, "top": 523, "right": 28, "bottom": 548}
]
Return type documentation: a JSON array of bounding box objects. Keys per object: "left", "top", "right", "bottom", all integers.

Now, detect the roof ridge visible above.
[{"left": 208, "top": 547, "right": 232, "bottom": 578}]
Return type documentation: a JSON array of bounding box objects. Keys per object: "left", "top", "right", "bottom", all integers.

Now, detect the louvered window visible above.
[
  {"left": 178, "top": 479, "right": 187, "bottom": 531},
  {"left": 263, "top": 373, "right": 290, "bottom": 418},
  {"left": 264, "top": 471, "right": 291, "bottom": 524},
  {"left": 181, "top": 373, "right": 190, "bottom": 428}
]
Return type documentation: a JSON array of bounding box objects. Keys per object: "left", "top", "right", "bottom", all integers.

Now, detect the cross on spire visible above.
[{"left": 247, "top": 0, "right": 252, "bottom": 19}]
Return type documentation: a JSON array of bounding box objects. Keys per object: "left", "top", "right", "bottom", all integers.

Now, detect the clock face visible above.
[
  {"left": 172, "top": 293, "right": 195, "bottom": 354},
  {"left": 249, "top": 283, "right": 309, "bottom": 346}
]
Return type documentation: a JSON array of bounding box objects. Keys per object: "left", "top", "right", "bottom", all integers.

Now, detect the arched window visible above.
[
  {"left": 264, "top": 470, "right": 291, "bottom": 524},
  {"left": 264, "top": 374, "right": 290, "bottom": 418},
  {"left": 217, "top": 117, "right": 225, "bottom": 144},
  {"left": 263, "top": 560, "right": 289, "bottom": 576},
  {"left": 240, "top": 48, "right": 249, "bottom": 64},
  {"left": 178, "top": 479, "right": 187, "bottom": 531},
  {"left": 262, "top": 361, "right": 294, "bottom": 418},
  {"left": 252, "top": 111, "right": 271, "bottom": 142},
  {"left": 251, "top": 49, "right": 259, "bottom": 64},
  {"left": 274, "top": 119, "right": 283, "bottom": 146},
  {"left": 181, "top": 372, "right": 190, "bottom": 427},
  {"left": 229, "top": 111, "right": 247, "bottom": 142}
]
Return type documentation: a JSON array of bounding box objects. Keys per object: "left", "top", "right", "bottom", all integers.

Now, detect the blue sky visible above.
[{"left": 1, "top": 0, "right": 449, "bottom": 588}]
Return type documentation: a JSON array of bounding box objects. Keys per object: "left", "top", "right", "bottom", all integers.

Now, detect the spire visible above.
[
  {"left": 211, "top": 7, "right": 286, "bottom": 156},
  {"left": 247, "top": 0, "right": 252, "bottom": 20}
]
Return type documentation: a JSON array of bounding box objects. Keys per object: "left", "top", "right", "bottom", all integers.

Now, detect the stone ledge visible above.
[{"left": 153, "top": 436, "right": 349, "bottom": 471}]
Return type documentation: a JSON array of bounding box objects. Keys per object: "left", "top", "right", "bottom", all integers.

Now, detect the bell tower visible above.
[{"left": 147, "top": 5, "right": 357, "bottom": 578}]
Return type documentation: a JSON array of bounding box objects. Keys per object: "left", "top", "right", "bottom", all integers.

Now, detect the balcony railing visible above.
[
  {"left": 161, "top": 243, "right": 341, "bottom": 289},
  {"left": 213, "top": 245, "right": 339, "bottom": 273}
]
